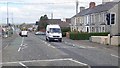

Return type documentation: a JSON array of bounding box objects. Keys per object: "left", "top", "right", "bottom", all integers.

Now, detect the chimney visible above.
[
  {"left": 89, "top": 2, "right": 96, "bottom": 8},
  {"left": 80, "top": 7, "right": 85, "bottom": 12}
]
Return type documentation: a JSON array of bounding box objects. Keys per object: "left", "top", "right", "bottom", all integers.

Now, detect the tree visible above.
[{"left": 37, "top": 15, "right": 49, "bottom": 31}]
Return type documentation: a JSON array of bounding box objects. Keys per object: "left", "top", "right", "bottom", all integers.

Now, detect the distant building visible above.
[{"left": 48, "top": 18, "right": 70, "bottom": 28}]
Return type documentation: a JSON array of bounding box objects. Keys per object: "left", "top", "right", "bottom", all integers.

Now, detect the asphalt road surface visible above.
[{"left": 1, "top": 32, "right": 119, "bottom": 68}]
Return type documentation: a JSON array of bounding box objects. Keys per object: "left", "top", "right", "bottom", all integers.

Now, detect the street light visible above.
[{"left": 7, "top": 2, "right": 9, "bottom": 26}]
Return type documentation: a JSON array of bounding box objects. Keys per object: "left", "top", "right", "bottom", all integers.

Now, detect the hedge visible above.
[
  {"left": 70, "top": 32, "right": 109, "bottom": 40},
  {"left": 61, "top": 27, "right": 70, "bottom": 37}
]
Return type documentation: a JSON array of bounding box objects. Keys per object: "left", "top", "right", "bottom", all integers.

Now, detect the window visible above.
[
  {"left": 87, "top": 27, "right": 89, "bottom": 32},
  {"left": 92, "top": 27, "right": 94, "bottom": 32},
  {"left": 50, "top": 28, "right": 61, "bottom": 33},
  {"left": 102, "top": 27, "right": 104, "bottom": 32},
  {"left": 111, "top": 14, "right": 115, "bottom": 24}
]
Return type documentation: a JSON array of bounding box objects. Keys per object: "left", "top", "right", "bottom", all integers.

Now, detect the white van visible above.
[
  {"left": 20, "top": 30, "right": 28, "bottom": 37},
  {"left": 46, "top": 24, "right": 62, "bottom": 42}
]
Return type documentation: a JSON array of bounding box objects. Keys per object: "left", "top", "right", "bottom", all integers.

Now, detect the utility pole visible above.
[
  {"left": 7, "top": 2, "right": 9, "bottom": 26},
  {"left": 51, "top": 13, "right": 53, "bottom": 19},
  {"left": 12, "top": 13, "right": 14, "bottom": 25},
  {"left": 109, "top": 13, "right": 111, "bottom": 45}
]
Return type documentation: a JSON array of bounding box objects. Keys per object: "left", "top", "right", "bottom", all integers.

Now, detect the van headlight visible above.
[{"left": 49, "top": 35, "right": 53, "bottom": 38}]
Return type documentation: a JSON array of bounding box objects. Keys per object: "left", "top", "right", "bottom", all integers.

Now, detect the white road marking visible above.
[
  {"left": 73, "top": 44, "right": 75, "bottom": 46},
  {"left": 4, "top": 44, "right": 9, "bottom": 49},
  {"left": 19, "top": 62, "right": 28, "bottom": 68},
  {"left": 68, "top": 58, "right": 88, "bottom": 66},
  {"left": 111, "top": 54, "right": 120, "bottom": 58},
  {"left": 47, "top": 44, "right": 55, "bottom": 48},
  {"left": 44, "top": 42, "right": 47, "bottom": 44},
  {"left": 42, "top": 40, "right": 45, "bottom": 43},
  {"left": 18, "top": 47, "right": 21, "bottom": 52},
  {"left": 1, "top": 58, "right": 88, "bottom": 66},
  {"left": 65, "top": 42, "right": 95, "bottom": 49},
  {"left": 57, "top": 46, "right": 75, "bottom": 48},
  {"left": 18, "top": 37, "right": 24, "bottom": 52},
  {"left": 22, "top": 44, "right": 27, "bottom": 46}
]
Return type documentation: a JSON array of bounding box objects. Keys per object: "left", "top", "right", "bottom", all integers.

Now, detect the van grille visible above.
[{"left": 53, "top": 36, "right": 59, "bottom": 37}]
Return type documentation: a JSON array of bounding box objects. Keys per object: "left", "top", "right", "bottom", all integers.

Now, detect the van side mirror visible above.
[
  {"left": 19, "top": 32, "right": 22, "bottom": 36},
  {"left": 47, "top": 31, "right": 49, "bottom": 33}
]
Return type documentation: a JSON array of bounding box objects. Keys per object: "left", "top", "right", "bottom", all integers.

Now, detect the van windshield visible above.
[{"left": 50, "top": 28, "right": 61, "bottom": 33}]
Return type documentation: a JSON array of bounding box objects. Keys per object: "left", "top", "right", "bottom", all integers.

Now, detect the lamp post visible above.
[{"left": 7, "top": 2, "right": 9, "bottom": 26}]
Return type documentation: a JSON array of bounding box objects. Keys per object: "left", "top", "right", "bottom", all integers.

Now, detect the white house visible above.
[{"left": 71, "top": 1, "right": 119, "bottom": 36}]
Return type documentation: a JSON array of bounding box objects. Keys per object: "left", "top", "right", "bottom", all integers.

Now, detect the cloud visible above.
[{"left": 0, "top": 0, "right": 102, "bottom": 24}]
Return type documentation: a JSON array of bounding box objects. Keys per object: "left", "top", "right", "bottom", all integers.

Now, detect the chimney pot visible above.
[
  {"left": 80, "top": 7, "right": 85, "bottom": 12},
  {"left": 89, "top": 2, "right": 96, "bottom": 8}
]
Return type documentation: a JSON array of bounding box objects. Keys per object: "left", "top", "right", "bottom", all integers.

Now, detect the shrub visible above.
[
  {"left": 61, "top": 27, "right": 70, "bottom": 37},
  {"left": 118, "top": 44, "right": 120, "bottom": 47},
  {"left": 69, "top": 32, "right": 109, "bottom": 40}
]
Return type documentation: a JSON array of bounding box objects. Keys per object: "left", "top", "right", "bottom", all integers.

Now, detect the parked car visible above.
[{"left": 35, "top": 31, "right": 45, "bottom": 35}]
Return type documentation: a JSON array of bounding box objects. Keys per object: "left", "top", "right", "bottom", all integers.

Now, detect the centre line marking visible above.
[
  {"left": 18, "top": 47, "right": 21, "bottom": 52},
  {"left": 18, "top": 37, "right": 24, "bottom": 52}
]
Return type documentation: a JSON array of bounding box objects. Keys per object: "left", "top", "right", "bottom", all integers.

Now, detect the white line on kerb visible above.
[
  {"left": 19, "top": 62, "right": 28, "bottom": 68},
  {"left": 111, "top": 54, "right": 120, "bottom": 58}
]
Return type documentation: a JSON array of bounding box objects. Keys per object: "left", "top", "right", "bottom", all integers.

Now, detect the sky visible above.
[{"left": 0, "top": 0, "right": 115, "bottom": 24}]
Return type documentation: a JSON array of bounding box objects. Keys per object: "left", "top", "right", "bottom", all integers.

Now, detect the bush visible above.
[
  {"left": 62, "top": 32, "right": 66, "bottom": 37},
  {"left": 61, "top": 27, "right": 70, "bottom": 37},
  {"left": 69, "top": 32, "right": 109, "bottom": 40},
  {"left": 89, "top": 32, "right": 109, "bottom": 36},
  {"left": 119, "top": 44, "right": 120, "bottom": 47}
]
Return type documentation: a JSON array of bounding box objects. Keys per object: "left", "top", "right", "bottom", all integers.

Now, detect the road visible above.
[{"left": 1, "top": 32, "right": 119, "bottom": 68}]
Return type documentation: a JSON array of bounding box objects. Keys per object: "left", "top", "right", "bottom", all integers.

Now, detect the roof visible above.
[
  {"left": 47, "top": 19, "right": 70, "bottom": 28},
  {"left": 47, "top": 19, "right": 61, "bottom": 24},
  {"left": 47, "top": 24, "right": 60, "bottom": 28},
  {"left": 72, "top": 2, "right": 118, "bottom": 18}
]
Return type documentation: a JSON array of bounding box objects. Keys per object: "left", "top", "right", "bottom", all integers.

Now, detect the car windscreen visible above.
[{"left": 50, "top": 28, "right": 61, "bottom": 33}]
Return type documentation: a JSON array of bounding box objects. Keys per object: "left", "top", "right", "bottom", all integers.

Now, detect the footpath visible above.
[{"left": 63, "top": 37, "right": 119, "bottom": 52}]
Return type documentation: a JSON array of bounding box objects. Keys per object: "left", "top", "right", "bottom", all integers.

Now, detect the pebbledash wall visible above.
[
  {"left": 108, "top": 2, "right": 119, "bottom": 36},
  {"left": 90, "top": 36, "right": 120, "bottom": 46}
]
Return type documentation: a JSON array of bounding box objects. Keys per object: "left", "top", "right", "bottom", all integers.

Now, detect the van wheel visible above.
[
  {"left": 59, "top": 39, "right": 62, "bottom": 42},
  {"left": 48, "top": 39, "right": 51, "bottom": 42},
  {"left": 48, "top": 38, "right": 51, "bottom": 42},
  {"left": 46, "top": 37, "right": 48, "bottom": 41}
]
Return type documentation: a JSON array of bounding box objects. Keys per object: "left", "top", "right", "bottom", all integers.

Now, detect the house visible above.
[{"left": 71, "top": 1, "right": 119, "bottom": 36}]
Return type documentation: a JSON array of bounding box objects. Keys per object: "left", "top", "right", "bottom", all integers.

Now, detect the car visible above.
[{"left": 35, "top": 31, "right": 45, "bottom": 35}]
